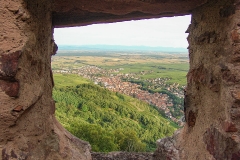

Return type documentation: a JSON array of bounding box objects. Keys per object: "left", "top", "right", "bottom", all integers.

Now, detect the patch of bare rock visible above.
[{"left": 91, "top": 152, "right": 153, "bottom": 160}]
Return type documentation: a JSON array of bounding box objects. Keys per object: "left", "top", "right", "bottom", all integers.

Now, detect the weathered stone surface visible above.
[
  {"left": 187, "top": 64, "right": 208, "bottom": 84},
  {"left": 232, "top": 151, "right": 240, "bottom": 160},
  {"left": 177, "top": 0, "right": 240, "bottom": 159},
  {"left": 188, "top": 65, "right": 220, "bottom": 92},
  {"left": 0, "top": 51, "right": 21, "bottom": 80},
  {"left": 222, "top": 121, "right": 238, "bottom": 132},
  {"left": 232, "top": 100, "right": 240, "bottom": 108},
  {"left": 187, "top": 110, "right": 197, "bottom": 127},
  {"left": 232, "top": 91, "right": 240, "bottom": 100},
  {"left": 2, "top": 0, "right": 240, "bottom": 159},
  {"left": 231, "top": 29, "right": 240, "bottom": 43},
  {"left": 183, "top": 90, "right": 190, "bottom": 121},
  {"left": 221, "top": 67, "right": 240, "bottom": 83},
  {"left": 231, "top": 108, "right": 240, "bottom": 120},
  {"left": 0, "top": 0, "right": 92, "bottom": 159},
  {"left": 203, "top": 126, "right": 238, "bottom": 160},
  {"left": 230, "top": 53, "right": 240, "bottom": 63},
  {"left": 51, "top": 40, "right": 58, "bottom": 56},
  {"left": 50, "top": 99, "right": 56, "bottom": 114},
  {"left": 92, "top": 152, "right": 153, "bottom": 160},
  {"left": 2, "top": 148, "right": 10, "bottom": 160},
  {"left": 153, "top": 130, "right": 180, "bottom": 160},
  {"left": 52, "top": 0, "right": 208, "bottom": 27},
  {"left": 12, "top": 105, "right": 24, "bottom": 112},
  {"left": 194, "top": 31, "right": 218, "bottom": 44},
  {"left": 219, "top": 5, "right": 236, "bottom": 17},
  {"left": 231, "top": 134, "right": 240, "bottom": 143},
  {"left": 0, "top": 80, "right": 19, "bottom": 97}
]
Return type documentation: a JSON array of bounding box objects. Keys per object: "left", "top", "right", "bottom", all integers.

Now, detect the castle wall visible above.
[
  {"left": 1, "top": 0, "right": 240, "bottom": 159},
  {"left": 154, "top": 1, "right": 240, "bottom": 159},
  {"left": 0, "top": 0, "right": 91, "bottom": 159}
]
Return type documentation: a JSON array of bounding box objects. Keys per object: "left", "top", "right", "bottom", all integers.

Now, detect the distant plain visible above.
[{"left": 52, "top": 49, "right": 189, "bottom": 85}]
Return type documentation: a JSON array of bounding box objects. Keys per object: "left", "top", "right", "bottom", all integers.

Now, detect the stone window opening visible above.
[
  {"left": 52, "top": 16, "right": 187, "bottom": 158},
  {"left": 2, "top": 0, "right": 239, "bottom": 159}
]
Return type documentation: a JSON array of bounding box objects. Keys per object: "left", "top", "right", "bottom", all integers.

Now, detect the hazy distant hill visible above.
[{"left": 58, "top": 45, "right": 188, "bottom": 53}]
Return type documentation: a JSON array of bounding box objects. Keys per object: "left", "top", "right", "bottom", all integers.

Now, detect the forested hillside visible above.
[{"left": 53, "top": 74, "right": 177, "bottom": 152}]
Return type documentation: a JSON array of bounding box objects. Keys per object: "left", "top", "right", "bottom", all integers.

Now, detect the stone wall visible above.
[
  {"left": 0, "top": 0, "right": 91, "bottom": 159},
  {"left": 154, "top": 0, "right": 240, "bottom": 159},
  {"left": 183, "top": 0, "right": 240, "bottom": 159},
  {"left": 52, "top": 0, "right": 207, "bottom": 27},
  {"left": 2, "top": 0, "right": 240, "bottom": 159}
]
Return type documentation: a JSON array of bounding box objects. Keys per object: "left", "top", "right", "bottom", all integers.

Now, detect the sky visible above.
[{"left": 54, "top": 15, "right": 191, "bottom": 48}]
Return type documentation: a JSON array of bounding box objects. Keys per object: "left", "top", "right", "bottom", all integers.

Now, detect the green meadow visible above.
[
  {"left": 101, "top": 63, "right": 188, "bottom": 85},
  {"left": 53, "top": 73, "right": 90, "bottom": 87}
]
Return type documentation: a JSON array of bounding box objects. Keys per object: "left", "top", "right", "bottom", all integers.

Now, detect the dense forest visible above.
[{"left": 53, "top": 74, "right": 177, "bottom": 152}]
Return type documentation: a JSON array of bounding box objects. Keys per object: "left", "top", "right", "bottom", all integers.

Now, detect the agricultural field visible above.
[
  {"left": 53, "top": 73, "right": 90, "bottom": 87},
  {"left": 102, "top": 63, "right": 188, "bottom": 85},
  {"left": 52, "top": 50, "right": 189, "bottom": 85}
]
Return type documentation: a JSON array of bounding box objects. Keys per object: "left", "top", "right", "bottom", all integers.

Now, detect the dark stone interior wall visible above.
[
  {"left": 52, "top": 0, "right": 207, "bottom": 27},
  {"left": 1, "top": 0, "right": 240, "bottom": 159},
  {"left": 154, "top": 0, "right": 240, "bottom": 159},
  {"left": 0, "top": 0, "right": 91, "bottom": 159},
  {"left": 183, "top": 0, "right": 240, "bottom": 159}
]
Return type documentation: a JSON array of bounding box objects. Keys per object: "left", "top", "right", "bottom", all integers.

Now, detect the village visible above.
[{"left": 53, "top": 65, "right": 184, "bottom": 125}]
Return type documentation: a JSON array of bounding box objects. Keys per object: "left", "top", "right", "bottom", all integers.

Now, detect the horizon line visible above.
[{"left": 57, "top": 44, "right": 188, "bottom": 48}]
